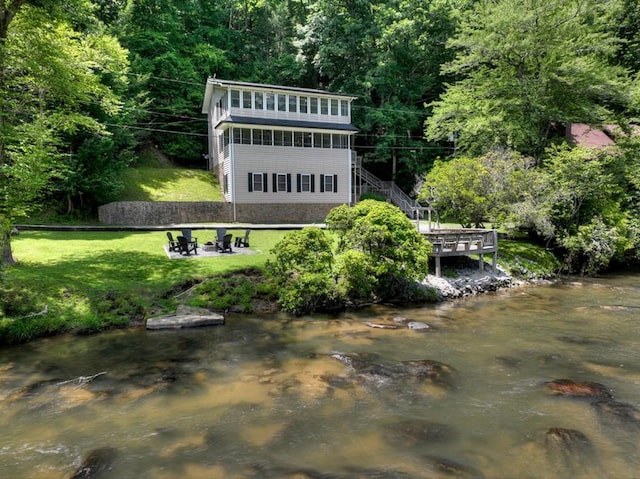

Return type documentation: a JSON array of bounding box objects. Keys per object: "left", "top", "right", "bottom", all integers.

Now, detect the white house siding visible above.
[{"left": 232, "top": 145, "right": 351, "bottom": 204}]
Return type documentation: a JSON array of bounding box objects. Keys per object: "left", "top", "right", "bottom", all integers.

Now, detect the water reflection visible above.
[{"left": 2, "top": 275, "right": 640, "bottom": 478}]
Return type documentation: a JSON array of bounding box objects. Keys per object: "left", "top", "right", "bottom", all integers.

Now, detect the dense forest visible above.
[{"left": 1, "top": 0, "right": 640, "bottom": 273}]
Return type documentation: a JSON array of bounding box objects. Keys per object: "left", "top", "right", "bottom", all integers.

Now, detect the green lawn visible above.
[{"left": 1, "top": 229, "right": 289, "bottom": 343}]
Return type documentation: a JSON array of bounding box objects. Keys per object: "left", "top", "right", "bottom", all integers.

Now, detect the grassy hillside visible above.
[
  {"left": 119, "top": 146, "right": 221, "bottom": 201},
  {"left": 121, "top": 167, "right": 222, "bottom": 202}
]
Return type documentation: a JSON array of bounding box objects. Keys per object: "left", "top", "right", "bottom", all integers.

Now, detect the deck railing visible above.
[{"left": 422, "top": 229, "right": 498, "bottom": 277}]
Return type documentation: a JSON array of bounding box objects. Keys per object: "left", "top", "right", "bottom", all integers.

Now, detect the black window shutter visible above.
[
  {"left": 248, "top": 172, "right": 253, "bottom": 192},
  {"left": 333, "top": 174, "right": 338, "bottom": 192},
  {"left": 287, "top": 173, "right": 292, "bottom": 192},
  {"left": 272, "top": 173, "right": 277, "bottom": 192},
  {"left": 263, "top": 173, "right": 268, "bottom": 192},
  {"left": 320, "top": 174, "right": 325, "bottom": 193},
  {"left": 310, "top": 174, "right": 315, "bottom": 193},
  {"left": 296, "top": 174, "right": 301, "bottom": 192}
]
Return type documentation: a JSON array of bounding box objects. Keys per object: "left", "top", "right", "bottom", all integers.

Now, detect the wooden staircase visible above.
[{"left": 352, "top": 156, "right": 426, "bottom": 218}]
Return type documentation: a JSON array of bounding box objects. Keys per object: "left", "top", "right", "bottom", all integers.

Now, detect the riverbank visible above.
[{"left": 424, "top": 265, "right": 522, "bottom": 300}]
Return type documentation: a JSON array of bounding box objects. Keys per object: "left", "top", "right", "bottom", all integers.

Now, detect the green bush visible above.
[{"left": 268, "top": 201, "right": 433, "bottom": 313}]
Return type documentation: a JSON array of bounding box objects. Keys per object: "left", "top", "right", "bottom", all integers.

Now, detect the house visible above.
[{"left": 201, "top": 78, "right": 359, "bottom": 223}]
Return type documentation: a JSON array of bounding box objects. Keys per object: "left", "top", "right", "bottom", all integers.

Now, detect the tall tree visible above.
[
  {"left": 425, "top": 0, "right": 630, "bottom": 160},
  {"left": 0, "top": 1, "right": 129, "bottom": 265},
  {"left": 298, "top": 0, "right": 464, "bottom": 190}
]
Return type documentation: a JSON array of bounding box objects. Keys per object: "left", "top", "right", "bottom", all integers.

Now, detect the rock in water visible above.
[
  {"left": 593, "top": 399, "right": 640, "bottom": 430},
  {"left": 70, "top": 447, "right": 119, "bottom": 478},
  {"left": 545, "top": 428, "right": 595, "bottom": 461},
  {"left": 401, "top": 359, "right": 458, "bottom": 386},
  {"left": 544, "top": 379, "right": 612, "bottom": 400},
  {"left": 384, "top": 419, "right": 456, "bottom": 447}
]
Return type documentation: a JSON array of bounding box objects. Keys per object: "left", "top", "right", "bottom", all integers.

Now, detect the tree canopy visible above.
[{"left": 425, "top": 0, "right": 631, "bottom": 159}]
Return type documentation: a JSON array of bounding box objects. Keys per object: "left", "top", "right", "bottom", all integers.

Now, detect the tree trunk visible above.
[{"left": 2, "top": 228, "right": 16, "bottom": 266}]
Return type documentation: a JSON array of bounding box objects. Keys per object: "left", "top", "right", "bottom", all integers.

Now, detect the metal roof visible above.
[
  {"left": 217, "top": 115, "right": 359, "bottom": 132},
  {"left": 206, "top": 77, "right": 358, "bottom": 99}
]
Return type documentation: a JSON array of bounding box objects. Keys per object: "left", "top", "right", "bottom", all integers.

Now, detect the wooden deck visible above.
[{"left": 422, "top": 229, "right": 498, "bottom": 277}]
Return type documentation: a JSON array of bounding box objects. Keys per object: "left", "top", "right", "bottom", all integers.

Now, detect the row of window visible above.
[
  {"left": 247, "top": 172, "right": 338, "bottom": 193},
  {"left": 230, "top": 89, "right": 349, "bottom": 117},
  {"left": 223, "top": 129, "right": 349, "bottom": 149}
]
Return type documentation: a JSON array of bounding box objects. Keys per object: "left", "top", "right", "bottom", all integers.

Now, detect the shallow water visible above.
[{"left": 2, "top": 274, "right": 640, "bottom": 478}]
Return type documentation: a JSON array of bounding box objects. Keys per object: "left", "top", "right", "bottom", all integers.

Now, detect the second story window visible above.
[
  {"left": 300, "top": 97, "right": 308, "bottom": 114},
  {"left": 310, "top": 97, "right": 318, "bottom": 114},
  {"left": 289, "top": 95, "right": 298, "bottom": 113},
  {"left": 254, "top": 92, "right": 264, "bottom": 110},
  {"left": 231, "top": 90, "right": 240, "bottom": 108},
  {"left": 242, "top": 91, "right": 251, "bottom": 108},
  {"left": 341, "top": 100, "right": 348, "bottom": 117},
  {"left": 266, "top": 93, "right": 275, "bottom": 110},
  {"left": 277, "top": 94, "right": 286, "bottom": 112},
  {"left": 331, "top": 99, "right": 339, "bottom": 116},
  {"left": 321, "top": 98, "right": 329, "bottom": 115}
]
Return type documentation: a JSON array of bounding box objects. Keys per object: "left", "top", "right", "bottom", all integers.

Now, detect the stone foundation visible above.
[
  {"left": 98, "top": 201, "right": 233, "bottom": 225},
  {"left": 98, "top": 201, "right": 344, "bottom": 225}
]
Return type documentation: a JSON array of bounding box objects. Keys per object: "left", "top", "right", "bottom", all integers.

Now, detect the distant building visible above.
[
  {"left": 565, "top": 123, "right": 616, "bottom": 149},
  {"left": 201, "top": 78, "right": 358, "bottom": 223}
]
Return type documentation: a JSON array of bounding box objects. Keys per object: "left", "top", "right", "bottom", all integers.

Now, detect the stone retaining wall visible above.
[
  {"left": 98, "top": 202, "right": 233, "bottom": 225},
  {"left": 98, "top": 201, "right": 344, "bottom": 225}
]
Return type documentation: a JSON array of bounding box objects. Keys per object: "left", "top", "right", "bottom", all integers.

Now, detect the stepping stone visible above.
[{"left": 146, "top": 306, "right": 224, "bottom": 329}]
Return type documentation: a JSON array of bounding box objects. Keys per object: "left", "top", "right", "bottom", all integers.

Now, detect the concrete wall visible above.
[{"left": 98, "top": 201, "right": 344, "bottom": 225}]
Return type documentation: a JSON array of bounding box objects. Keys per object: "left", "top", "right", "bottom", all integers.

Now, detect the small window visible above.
[
  {"left": 303, "top": 132, "right": 312, "bottom": 148},
  {"left": 322, "top": 133, "right": 331, "bottom": 148},
  {"left": 341, "top": 100, "right": 348, "bottom": 117},
  {"left": 273, "top": 173, "right": 291, "bottom": 192},
  {"left": 300, "top": 97, "right": 308, "bottom": 114},
  {"left": 254, "top": 92, "right": 264, "bottom": 110},
  {"left": 331, "top": 99, "right": 339, "bottom": 115},
  {"left": 223, "top": 130, "right": 230, "bottom": 148},
  {"left": 298, "top": 173, "right": 312, "bottom": 192},
  {"left": 289, "top": 95, "right": 298, "bottom": 113},
  {"left": 321, "top": 174, "right": 338, "bottom": 193},
  {"left": 283, "top": 131, "right": 293, "bottom": 147},
  {"left": 252, "top": 129, "right": 262, "bottom": 145},
  {"left": 274, "top": 130, "right": 283, "bottom": 146},
  {"left": 231, "top": 90, "right": 240, "bottom": 108},
  {"left": 240, "top": 128, "right": 251, "bottom": 145},
  {"left": 263, "top": 129, "right": 273, "bottom": 146},
  {"left": 266, "top": 93, "right": 275, "bottom": 110},
  {"left": 242, "top": 91, "right": 251, "bottom": 109},
  {"left": 277, "top": 94, "right": 287, "bottom": 112},
  {"left": 294, "top": 131, "right": 303, "bottom": 147},
  {"left": 310, "top": 97, "right": 318, "bottom": 114},
  {"left": 248, "top": 172, "right": 267, "bottom": 192},
  {"left": 321, "top": 98, "right": 329, "bottom": 115},
  {"left": 313, "top": 133, "right": 322, "bottom": 148},
  {"left": 232, "top": 128, "right": 241, "bottom": 144}
]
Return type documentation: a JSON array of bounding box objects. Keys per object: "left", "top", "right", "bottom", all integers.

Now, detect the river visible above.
[{"left": 2, "top": 273, "right": 640, "bottom": 478}]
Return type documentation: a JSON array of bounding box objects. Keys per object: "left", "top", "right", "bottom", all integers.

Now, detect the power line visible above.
[{"left": 104, "top": 123, "right": 207, "bottom": 137}]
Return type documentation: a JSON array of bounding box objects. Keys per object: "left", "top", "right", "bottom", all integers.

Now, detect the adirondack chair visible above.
[
  {"left": 214, "top": 227, "right": 226, "bottom": 250},
  {"left": 167, "top": 232, "right": 180, "bottom": 252},
  {"left": 177, "top": 235, "right": 198, "bottom": 256},
  {"left": 181, "top": 229, "right": 198, "bottom": 247},
  {"left": 217, "top": 234, "right": 233, "bottom": 253},
  {"left": 234, "top": 229, "right": 250, "bottom": 248}
]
